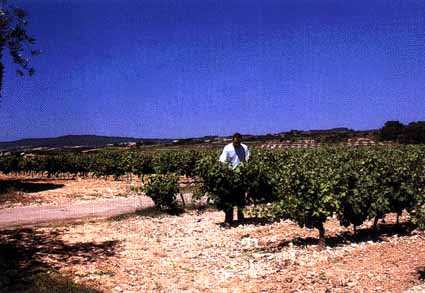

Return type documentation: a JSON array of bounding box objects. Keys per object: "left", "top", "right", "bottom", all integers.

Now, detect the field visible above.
[
  {"left": 0, "top": 176, "right": 424, "bottom": 292},
  {"left": 1, "top": 146, "right": 425, "bottom": 292}
]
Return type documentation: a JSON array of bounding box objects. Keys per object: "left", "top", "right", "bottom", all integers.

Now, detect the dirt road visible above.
[{"left": 0, "top": 195, "right": 165, "bottom": 230}]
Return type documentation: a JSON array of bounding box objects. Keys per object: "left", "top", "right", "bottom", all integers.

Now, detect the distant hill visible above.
[
  {"left": 0, "top": 127, "right": 382, "bottom": 152},
  {"left": 0, "top": 135, "right": 171, "bottom": 151}
]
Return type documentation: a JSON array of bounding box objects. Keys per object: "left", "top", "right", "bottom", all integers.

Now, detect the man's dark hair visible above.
[{"left": 232, "top": 132, "right": 242, "bottom": 139}]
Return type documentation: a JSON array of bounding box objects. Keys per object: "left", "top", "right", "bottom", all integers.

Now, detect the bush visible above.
[
  {"left": 412, "top": 205, "right": 425, "bottom": 230},
  {"left": 195, "top": 155, "right": 248, "bottom": 211},
  {"left": 242, "top": 150, "right": 279, "bottom": 204},
  {"left": 271, "top": 148, "right": 340, "bottom": 242},
  {"left": 143, "top": 174, "right": 180, "bottom": 212}
]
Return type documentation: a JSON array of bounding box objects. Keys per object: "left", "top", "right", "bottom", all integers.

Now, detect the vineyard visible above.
[{"left": 1, "top": 145, "right": 425, "bottom": 243}]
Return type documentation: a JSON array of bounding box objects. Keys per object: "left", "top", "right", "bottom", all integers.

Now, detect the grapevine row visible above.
[{"left": 1, "top": 146, "right": 425, "bottom": 239}]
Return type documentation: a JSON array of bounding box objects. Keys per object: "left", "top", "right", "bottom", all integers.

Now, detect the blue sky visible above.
[{"left": 1, "top": 0, "right": 424, "bottom": 141}]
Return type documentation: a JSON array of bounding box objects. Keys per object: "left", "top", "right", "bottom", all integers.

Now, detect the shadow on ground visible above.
[
  {"left": 258, "top": 221, "right": 416, "bottom": 251},
  {"left": 217, "top": 216, "right": 282, "bottom": 229},
  {"left": 418, "top": 267, "right": 425, "bottom": 281},
  {"left": 109, "top": 206, "right": 188, "bottom": 223},
  {"left": 109, "top": 206, "right": 168, "bottom": 222},
  {"left": 0, "top": 179, "right": 65, "bottom": 195},
  {"left": 0, "top": 227, "right": 119, "bottom": 292},
  {"left": 108, "top": 200, "right": 212, "bottom": 223}
]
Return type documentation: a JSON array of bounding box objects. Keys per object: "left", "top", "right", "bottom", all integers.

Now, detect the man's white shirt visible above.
[{"left": 219, "top": 143, "right": 249, "bottom": 169}]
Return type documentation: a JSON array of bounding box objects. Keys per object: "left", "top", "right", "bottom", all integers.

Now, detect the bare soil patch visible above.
[
  {"left": 1, "top": 175, "right": 424, "bottom": 292},
  {"left": 0, "top": 174, "right": 143, "bottom": 209},
  {"left": 0, "top": 209, "right": 424, "bottom": 292}
]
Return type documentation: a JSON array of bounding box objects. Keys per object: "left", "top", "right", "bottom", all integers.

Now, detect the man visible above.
[{"left": 219, "top": 132, "right": 249, "bottom": 224}]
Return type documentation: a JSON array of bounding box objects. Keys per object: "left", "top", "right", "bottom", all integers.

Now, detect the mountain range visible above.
[{"left": 0, "top": 135, "right": 171, "bottom": 151}]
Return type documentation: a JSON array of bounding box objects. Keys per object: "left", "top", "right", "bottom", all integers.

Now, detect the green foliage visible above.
[
  {"left": 269, "top": 146, "right": 425, "bottom": 237},
  {"left": 401, "top": 121, "right": 425, "bottom": 144},
  {"left": 271, "top": 149, "right": 340, "bottom": 236},
  {"left": 195, "top": 154, "right": 247, "bottom": 211},
  {"left": 379, "top": 120, "right": 405, "bottom": 141},
  {"left": 412, "top": 205, "right": 425, "bottom": 230},
  {"left": 0, "top": 1, "right": 41, "bottom": 99},
  {"left": 143, "top": 174, "right": 180, "bottom": 211},
  {"left": 151, "top": 151, "right": 199, "bottom": 176},
  {"left": 379, "top": 120, "right": 425, "bottom": 144},
  {"left": 333, "top": 149, "right": 378, "bottom": 227},
  {"left": 2, "top": 145, "right": 425, "bottom": 237},
  {"left": 194, "top": 149, "right": 284, "bottom": 211},
  {"left": 242, "top": 150, "right": 280, "bottom": 204},
  {"left": 131, "top": 152, "right": 154, "bottom": 176}
]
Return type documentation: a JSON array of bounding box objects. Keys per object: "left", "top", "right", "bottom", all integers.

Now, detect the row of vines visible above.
[
  {"left": 0, "top": 150, "right": 203, "bottom": 179},
  {"left": 195, "top": 146, "right": 425, "bottom": 242},
  {"left": 1, "top": 146, "right": 425, "bottom": 240}
]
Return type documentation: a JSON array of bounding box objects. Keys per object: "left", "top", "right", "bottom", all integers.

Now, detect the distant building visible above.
[
  {"left": 32, "top": 147, "right": 47, "bottom": 151},
  {"left": 344, "top": 137, "right": 377, "bottom": 146},
  {"left": 260, "top": 137, "right": 384, "bottom": 149},
  {"left": 117, "top": 141, "right": 137, "bottom": 147},
  {"left": 261, "top": 139, "right": 321, "bottom": 149}
]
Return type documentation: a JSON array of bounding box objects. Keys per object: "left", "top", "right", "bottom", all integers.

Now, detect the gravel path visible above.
[{"left": 0, "top": 194, "right": 191, "bottom": 231}]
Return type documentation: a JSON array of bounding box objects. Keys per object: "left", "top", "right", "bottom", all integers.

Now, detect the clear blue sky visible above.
[{"left": 1, "top": 0, "right": 424, "bottom": 141}]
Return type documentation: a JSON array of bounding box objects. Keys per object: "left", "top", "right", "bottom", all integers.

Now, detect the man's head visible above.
[{"left": 232, "top": 132, "right": 242, "bottom": 146}]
